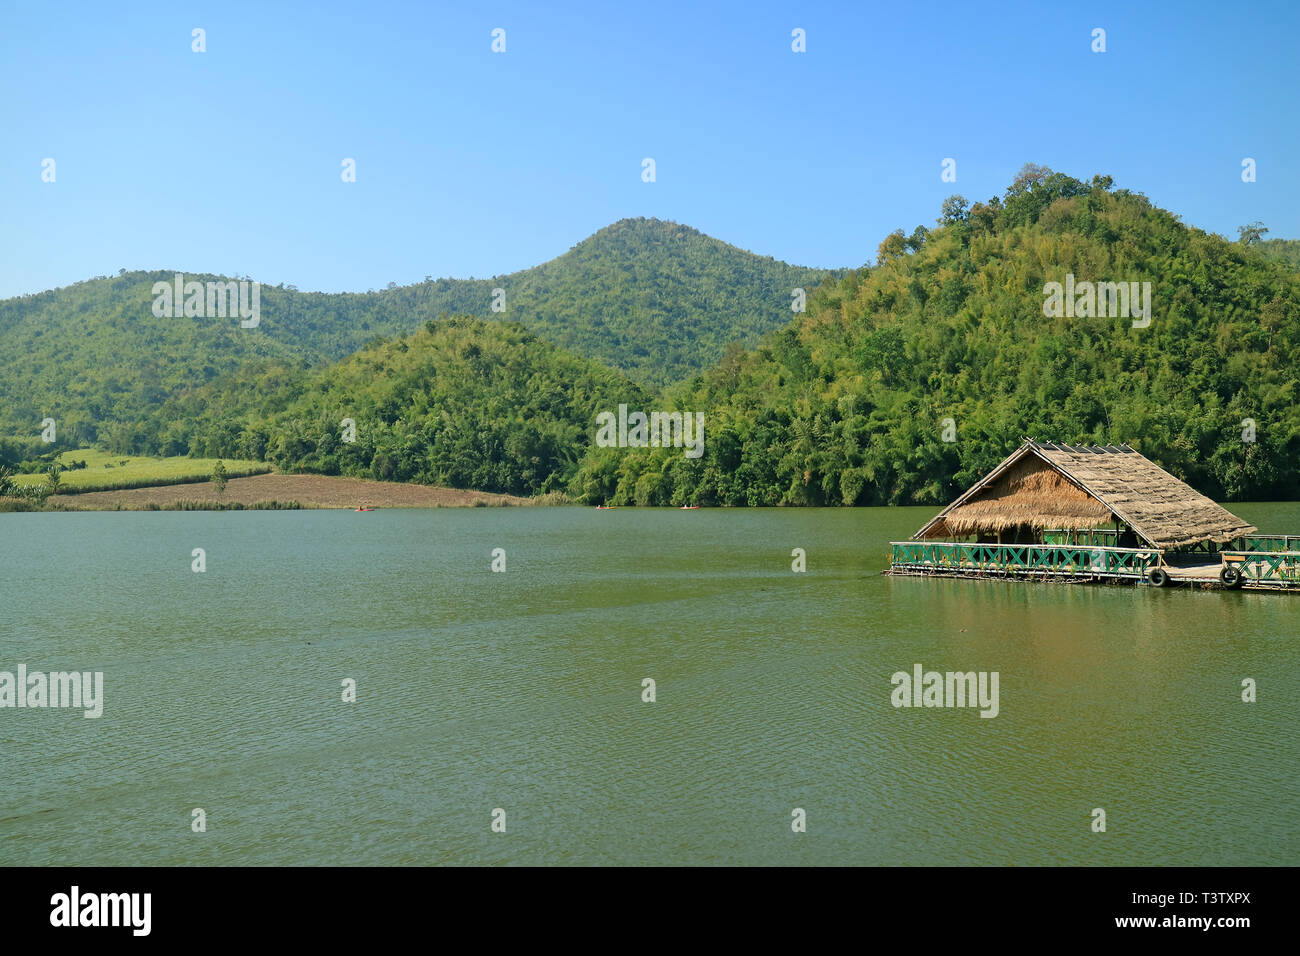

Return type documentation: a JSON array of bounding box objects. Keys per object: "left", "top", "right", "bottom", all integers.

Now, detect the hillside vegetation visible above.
[
  {"left": 1262, "top": 238, "right": 1300, "bottom": 271},
  {"left": 7, "top": 172, "right": 1298, "bottom": 507},
  {"left": 571, "top": 168, "right": 1300, "bottom": 506},
  {"left": 183, "top": 318, "right": 649, "bottom": 497},
  {"left": 0, "top": 219, "right": 832, "bottom": 458}
]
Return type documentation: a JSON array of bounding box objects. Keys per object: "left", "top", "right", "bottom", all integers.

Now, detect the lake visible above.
[{"left": 1, "top": 504, "right": 1297, "bottom": 865}]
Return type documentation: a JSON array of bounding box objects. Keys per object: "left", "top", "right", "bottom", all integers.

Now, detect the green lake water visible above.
[{"left": 1, "top": 504, "right": 1297, "bottom": 865}]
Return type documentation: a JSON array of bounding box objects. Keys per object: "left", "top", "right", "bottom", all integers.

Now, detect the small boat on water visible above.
[
  {"left": 596, "top": 505, "right": 615, "bottom": 510},
  {"left": 679, "top": 505, "right": 700, "bottom": 510},
  {"left": 354, "top": 506, "right": 375, "bottom": 512}
]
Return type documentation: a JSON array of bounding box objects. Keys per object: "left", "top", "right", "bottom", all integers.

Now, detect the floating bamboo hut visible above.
[{"left": 889, "top": 439, "right": 1300, "bottom": 590}]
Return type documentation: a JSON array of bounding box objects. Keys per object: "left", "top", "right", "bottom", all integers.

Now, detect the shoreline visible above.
[{"left": 6, "top": 473, "right": 535, "bottom": 511}]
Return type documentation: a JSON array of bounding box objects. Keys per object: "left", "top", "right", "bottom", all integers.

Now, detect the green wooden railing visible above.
[
  {"left": 1223, "top": 551, "right": 1300, "bottom": 585},
  {"left": 890, "top": 541, "right": 1161, "bottom": 579},
  {"left": 1042, "top": 529, "right": 1120, "bottom": 547},
  {"left": 1241, "top": 535, "right": 1300, "bottom": 553},
  {"left": 1043, "top": 531, "right": 1300, "bottom": 556}
]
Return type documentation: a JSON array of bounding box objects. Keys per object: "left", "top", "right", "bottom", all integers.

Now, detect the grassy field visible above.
[{"left": 10, "top": 448, "right": 271, "bottom": 493}]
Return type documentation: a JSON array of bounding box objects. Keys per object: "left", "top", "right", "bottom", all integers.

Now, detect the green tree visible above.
[
  {"left": 939, "top": 195, "right": 969, "bottom": 225},
  {"left": 1237, "top": 221, "right": 1268, "bottom": 245},
  {"left": 876, "top": 229, "right": 908, "bottom": 264}
]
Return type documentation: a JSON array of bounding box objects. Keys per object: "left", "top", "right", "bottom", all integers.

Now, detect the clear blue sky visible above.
[{"left": 2, "top": 0, "right": 1296, "bottom": 298}]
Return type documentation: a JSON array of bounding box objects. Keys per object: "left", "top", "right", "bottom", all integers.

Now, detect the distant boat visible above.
[
  {"left": 596, "top": 505, "right": 616, "bottom": 510},
  {"left": 679, "top": 505, "right": 699, "bottom": 510},
  {"left": 354, "top": 506, "right": 375, "bottom": 512}
]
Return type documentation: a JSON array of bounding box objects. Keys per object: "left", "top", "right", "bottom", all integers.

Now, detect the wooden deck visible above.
[
  {"left": 888, "top": 540, "right": 1300, "bottom": 591},
  {"left": 1164, "top": 561, "right": 1222, "bottom": 582},
  {"left": 1164, "top": 561, "right": 1226, "bottom": 584}
]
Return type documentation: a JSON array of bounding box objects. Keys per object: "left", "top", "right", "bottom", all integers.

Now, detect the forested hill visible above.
[
  {"left": 10, "top": 172, "right": 1298, "bottom": 505},
  {"left": 489, "top": 219, "right": 835, "bottom": 388},
  {"left": 1262, "top": 238, "right": 1300, "bottom": 271},
  {"left": 0, "top": 219, "right": 832, "bottom": 457},
  {"left": 179, "top": 318, "right": 649, "bottom": 497},
  {"left": 571, "top": 169, "right": 1300, "bottom": 506}
]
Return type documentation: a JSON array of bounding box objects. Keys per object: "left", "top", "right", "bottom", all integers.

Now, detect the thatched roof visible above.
[{"left": 914, "top": 440, "right": 1256, "bottom": 549}]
